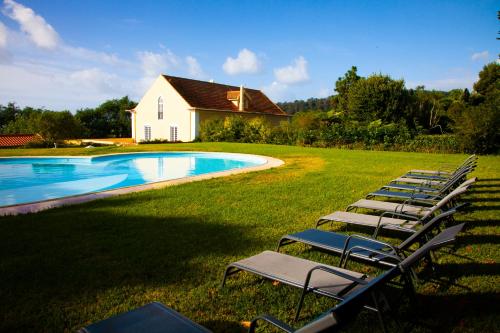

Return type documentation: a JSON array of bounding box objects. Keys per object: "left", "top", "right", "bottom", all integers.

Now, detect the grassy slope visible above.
[{"left": 0, "top": 143, "right": 498, "bottom": 332}]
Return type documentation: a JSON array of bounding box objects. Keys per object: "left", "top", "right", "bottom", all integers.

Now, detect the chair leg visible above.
[
  {"left": 220, "top": 266, "right": 241, "bottom": 288},
  {"left": 371, "top": 292, "right": 388, "bottom": 333},
  {"left": 294, "top": 288, "right": 310, "bottom": 321},
  {"left": 276, "top": 238, "right": 295, "bottom": 252}
]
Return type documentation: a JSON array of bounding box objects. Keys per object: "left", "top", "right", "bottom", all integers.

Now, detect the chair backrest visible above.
[
  {"left": 422, "top": 185, "right": 470, "bottom": 218},
  {"left": 399, "top": 223, "right": 465, "bottom": 272},
  {"left": 398, "top": 209, "right": 457, "bottom": 250},
  {"left": 295, "top": 267, "right": 398, "bottom": 333}
]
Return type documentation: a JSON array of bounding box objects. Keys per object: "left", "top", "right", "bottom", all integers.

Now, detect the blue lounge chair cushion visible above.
[{"left": 79, "top": 302, "right": 212, "bottom": 333}]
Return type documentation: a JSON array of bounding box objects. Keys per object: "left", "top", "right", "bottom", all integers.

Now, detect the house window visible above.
[
  {"left": 169, "top": 125, "right": 178, "bottom": 142},
  {"left": 157, "top": 96, "right": 163, "bottom": 120},
  {"left": 144, "top": 126, "right": 151, "bottom": 141}
]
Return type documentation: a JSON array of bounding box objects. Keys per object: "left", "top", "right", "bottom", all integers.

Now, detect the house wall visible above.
[{"left": 134, "top": 76, "right": 193, "bottom": 142}]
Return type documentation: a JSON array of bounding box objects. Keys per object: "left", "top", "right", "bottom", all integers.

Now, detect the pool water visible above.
[{"left": 0, "top": 152, "right": 266, "bottom": 207}]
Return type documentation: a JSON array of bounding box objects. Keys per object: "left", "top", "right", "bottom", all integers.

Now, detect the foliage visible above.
[
  {"left": 0, "top": 143, "right": 498, "bottom": 332},
  {"left": 450, "top": 62, "right": 500, "bottom": 154},
  {"left": 0, "top": 103, "right": 23, "bottom": 132},
  {"left": 75, "top": 96, "right": 135, "bottom": 138},
  {"left": 473, "top": 62, "right": 500, "bottom": 96},
  {"left": 277, "top": 97, "right": 332, "bottom": 114},
  {"left": 2, "top": 108, "right": 83, "bottom": 144},
  {"left": 346, "top": 74, "right": 409, "bottom": 123},
  {"left": 453, "top": 91, "right": 500, "bottom": 154}
]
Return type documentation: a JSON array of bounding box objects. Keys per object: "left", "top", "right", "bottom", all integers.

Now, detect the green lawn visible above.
[{"left": 0, "top": 143, "right": 498, "bottom": 332}]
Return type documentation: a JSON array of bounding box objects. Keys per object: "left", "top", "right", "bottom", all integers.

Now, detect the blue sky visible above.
[{"left": 0, "top": 0, "right": 498, "bottom": 110}]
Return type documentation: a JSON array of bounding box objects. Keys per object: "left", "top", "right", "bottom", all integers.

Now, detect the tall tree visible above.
[
  {"left": 473, "top": 62, "right": 500, "bottom": 96},
  {"left": 334, "top": 66, "right": 361, "bottom": 112},
  {"left": 346, "top": 74, "right": 408, "bottom": 123},
  {"left": 76, "top": 96, "right": 136, "bottom": 138}
]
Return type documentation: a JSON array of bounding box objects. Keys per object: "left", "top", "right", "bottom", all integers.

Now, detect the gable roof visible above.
[
  {"left": 162, "top": 75, "right": 287, "bottom": 116},
  {"left": 0, "top": 134, "right": 39, "bottom": 147}
]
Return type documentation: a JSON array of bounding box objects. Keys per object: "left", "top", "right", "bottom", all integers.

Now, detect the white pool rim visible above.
[{"left": 0, "top": 151, "right": 284, "bottom": 216}]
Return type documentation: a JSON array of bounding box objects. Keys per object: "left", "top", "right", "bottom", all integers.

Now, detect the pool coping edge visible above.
[{"left": 0, "top": 151, "right": 284, "bottom": 216}]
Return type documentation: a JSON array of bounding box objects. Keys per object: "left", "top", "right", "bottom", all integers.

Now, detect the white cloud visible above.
[
  {"left": 262, "top": 81, "right": 290, "bottom": 102},
  {"left": 0, "top": 21, "right": 7, "bottom": 47},
  {"left": 317, "top": 87, "right": 330, "bottom": 98},
  {"left": 2, "top": 0, "right": 59, "bottom": 49},
  {"left": 137, "top": 50, "right": 180, "bottom": 77},
  {"left": 62, "top": 46, "right": 127, "bottom": 66},
  {"left": 407, "top": 76, "right": 478, "bottom": 91},
  {"left": 69, "top": 68, "right": 123, "bottom": 95},
  {"left": 0, "top": 62, "right": 133, "bottom": 110},
  {"left": 471, "top": 51, "right": 489, "bottom": 61},
  {"left": 222, "top": 48, "right": 261, "bottom": 75},
  {"left": 185, "top": 55, "right": 205, "bottom": 79},
  {"left": 274, "top": 56, "right": 309, "bottom": 84}
]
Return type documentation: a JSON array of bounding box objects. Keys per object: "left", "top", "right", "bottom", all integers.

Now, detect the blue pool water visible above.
[{"left": 0, "top": 152, "right": 266, "bottom": 207}]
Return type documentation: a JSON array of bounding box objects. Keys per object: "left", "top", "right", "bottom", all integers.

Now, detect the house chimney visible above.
[{"left": 239, "top": 85, "right": 244, "bottom": 111}]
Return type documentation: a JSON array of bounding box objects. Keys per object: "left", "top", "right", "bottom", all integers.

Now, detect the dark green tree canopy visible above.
[
  {"left": 473, "top": 62, "right": 500, "bottom": 96},
  {"left": 75, "top": 96, "right": 136, "bottom": 138}
]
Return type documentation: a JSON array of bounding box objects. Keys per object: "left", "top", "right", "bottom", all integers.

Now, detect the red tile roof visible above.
[
  {"left": 0, "top": 134, "right": 39, "bottom": 147},
  {"left": 163, "top": 75, "right": 287, "bottom": 116}
]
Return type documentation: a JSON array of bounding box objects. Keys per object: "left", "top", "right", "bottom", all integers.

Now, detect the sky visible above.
[{"left": 0, "top": 0, "right": 498, "bottom": 111}]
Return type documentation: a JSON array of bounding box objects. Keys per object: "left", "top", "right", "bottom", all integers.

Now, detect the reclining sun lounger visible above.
[
  {"left": 381, "top": 168, "right": 474, "bottom": 193},
  {"left": 347, "top": 185, "right": 470, "bottom": 218},
  {"left": 79, "top": 301, "right": 212, "bottom": 333},
  {"left": 401, "top": 157, "right": 476, "bottom": 181},
  {"left": 316, "top": 180, "right": 472, "bottom": 237},
  {"left": 277, "top": 210, "right": 459, "bottom": 268},
  {"left": 248, "top": 265, "right": 397, "bottom": 333},
  {"left": 365, "top": 177, "right": 476, "bottom": 203},
  {"left": 222, "top": 224, "right": 464, "bottom": 321},
  {"left": 405, "top": 154, "right": 476, "bottom": 178}
]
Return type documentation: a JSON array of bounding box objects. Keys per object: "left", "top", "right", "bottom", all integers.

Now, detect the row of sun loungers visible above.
[{"left": 80, "top": 155, "right": 477, "bottom": 333}]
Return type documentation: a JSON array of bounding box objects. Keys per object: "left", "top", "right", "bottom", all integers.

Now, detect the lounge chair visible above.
[
  {"left": 248, "top": 266, "right": 398, "bottom": 333},
  {"left": 277, "top": 209, "right": 459, "bottom": 268},
  {"left": 315, "top": 180, "right": 472, "bottom": 237},
  {"left": 222, "top": 224, "right": 464, "bottom": 321},
  {"left": 401, "top": 157, "right": 476, "bottom": 181},
  {"left": 347, "top": 185, "right": 470, "bottom": 218},
  {"left": 365, "top": 177, "right": 476, "bottom": 203},
  {"left": 78, "top": 301, "right": 212, "bottom": 333},
  {"left": 381, "top": 168, "right": 474, "bottom": 193},
  {"left": 404, "top": 154, "right": 476, "bottom": 178}
]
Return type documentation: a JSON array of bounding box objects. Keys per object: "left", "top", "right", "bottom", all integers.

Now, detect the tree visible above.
[
  {"left": 38, "top": 111, "right": 83, "bottom": 143},
  {"left": 2, "top": 109, "right": 82, "bottom": 144},
  {"left": 76, "top": 96, "right": 136, "bottom": 138},
  {"left": 346, "top": 74, "right": 408, "bottom": 123},
  {"left": 0, "top": 103, "right": 22, "bottom": 132},
  {"left": 334, "top": 66, "right": 361, "bottom": 112},
  {"left": 453, "top": 62, "right": 500, "bottom": 153},
  {"left": 473, "top": 62, "right": 500, "bottom": 96}
]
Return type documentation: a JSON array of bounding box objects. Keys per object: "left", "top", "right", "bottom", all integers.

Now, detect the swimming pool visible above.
[{"left": 0, "top": 152, "right": 270, "bottom": 208}]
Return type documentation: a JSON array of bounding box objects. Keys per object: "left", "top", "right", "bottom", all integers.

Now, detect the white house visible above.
[{"left": 128, "top": 74, "right": 289, "bottom": 142}]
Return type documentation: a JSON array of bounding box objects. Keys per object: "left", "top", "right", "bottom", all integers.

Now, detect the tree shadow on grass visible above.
[
  {"left": 461, "top": 219, "right": 500, "bottom": 228},
  {"left": 457, "top": 234, "right": 500, "bottom": 245},
  {"left": 408, "top": 292, "right": 500, "bottom": 333},
  {"left": 0, "top": 197, "right": 267, "bottom": 332}
]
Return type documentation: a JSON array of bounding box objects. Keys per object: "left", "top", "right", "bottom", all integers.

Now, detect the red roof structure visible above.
[
  {"left": 0, "top": 134, "right": 39, "bottom": 147},
  {"left": 163, "top": 75, "right": 287, "bottom": 116}
]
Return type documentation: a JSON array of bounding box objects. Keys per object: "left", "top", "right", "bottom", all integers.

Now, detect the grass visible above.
[{"left": 0, "top": 143, "right": 498, "bottom": 332}]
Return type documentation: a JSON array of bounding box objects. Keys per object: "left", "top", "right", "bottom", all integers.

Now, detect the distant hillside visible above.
[{"left": 277, "top": 97, "right": 332, "bottom": 114}]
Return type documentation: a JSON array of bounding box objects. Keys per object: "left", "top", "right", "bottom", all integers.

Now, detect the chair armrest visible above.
[
  {"left": 342, "top": 245, "right": 402, "bottom": 268},
  {"left": 249, "top": 314, "right": 295, "bottom": 333},
  {"left": 339, "top": 234, "right": 399, "bottom": 266},
  {"left": 379, "top": 211, "right": 421, "bottom": 221},
  {"left": 305, "top": 265, "right": 368, "bottom": 287}
]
